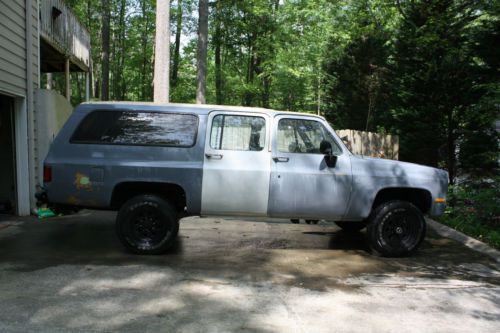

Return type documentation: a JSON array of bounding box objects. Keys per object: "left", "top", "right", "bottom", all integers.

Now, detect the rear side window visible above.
[{"left": 71, "top": 111, "right": 198, "bottom": 147}]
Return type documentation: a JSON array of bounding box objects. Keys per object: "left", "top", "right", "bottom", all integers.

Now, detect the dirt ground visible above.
[{"left": 0, "top": 211, "right": 499, "bottom": 332}]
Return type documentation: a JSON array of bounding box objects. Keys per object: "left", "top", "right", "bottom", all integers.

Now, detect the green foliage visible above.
[
  {"left": 457, "top": 7, "right": 500, "bottom": 176},
  {"left": 67, "top": 0, "right": 157, "bottom": 101},
  {"left": 440, "top": 178, "right": 500, "bottom": 249},
  {"left": 389, "top": 0, "right": 485, "bottom": 177},
  {"left": 324, "top": 0, "right": 499, "bottom": 183},
  {"left": 324, "top": 31, "right": 391, "bottom": 130},
  {"left": 63, "top": 0, "right": 498, "bottom": 184}
]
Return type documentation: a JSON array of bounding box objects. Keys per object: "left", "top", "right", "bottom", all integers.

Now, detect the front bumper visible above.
[{"left": 429, "top": 201, "right": 447, "bottom": 217}]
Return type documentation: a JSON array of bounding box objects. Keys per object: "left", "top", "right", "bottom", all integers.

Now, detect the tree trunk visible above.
[
  {"left": 447, "top": 110, "right": 456, "bottom": 184},
  {"left": 139, "top": 0, "right": 149, "bottom": 100},
  {"left": 101, "top": 0, "right": 110, "bottom": 101},
  {"left": 260, "top": 1, "right": 279, "bottom": 109},
  {"left": 111, "top": 20, "right": 117, "bottom": 100},
  {"left": 114, "top": 0, "right": 126, "bottom": 100},
  {"left": 86, "top": 0, "right": 93, "bottom": 99},
  {"left": 75, "top": 72, "right": 82, "bottom": 104},
  {"left": 154, "top": 0, "right": 170, "bottom": 103},
  {"left": 244, "top": 32, "right": 255, "bottom": 106},
  {"left": 214, "top": 0, "right": 222, "bottom": 104},
  {"left": 172, "top": 0, "right": 183, "bottom": 87},
  {"left": 120, "top": 0, "right": 126, "bottom": 99},
  {"left": 94, "top": 76, "right": 100, "bottom": 99},
  {"left": 196, "top": 0, "right": 209, "bottom": 104}
]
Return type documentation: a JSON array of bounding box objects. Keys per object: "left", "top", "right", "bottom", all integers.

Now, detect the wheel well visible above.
[
  {"left": 372, "top": 188, "right": 432, "bottom": 214},
  {"left": 110, "top": 182, "right": 186, "bottom": 212}
]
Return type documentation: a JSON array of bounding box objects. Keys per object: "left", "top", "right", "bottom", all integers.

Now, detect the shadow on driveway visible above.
[{"left": 0, "top": 211, "right": 499, "bottom": 332}]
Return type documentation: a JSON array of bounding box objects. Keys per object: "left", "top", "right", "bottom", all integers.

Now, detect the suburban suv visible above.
[{"left": 40, "top": 102, "right": 449, "bottom": 257}]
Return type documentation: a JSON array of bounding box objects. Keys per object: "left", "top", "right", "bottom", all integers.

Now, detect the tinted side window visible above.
[
  {"left": 71, "top": 111, "right": 198, "bottom": 147},
  {"left": 210, "top": 115, "right": 266, "bottom": 151},
  {"left": 277, "top": 118, "right": 342, "bottom": 154}
]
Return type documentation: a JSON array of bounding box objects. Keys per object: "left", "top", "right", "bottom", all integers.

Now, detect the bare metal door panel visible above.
[{"left": 201, "top": 112, "right": 271, "bottom": 215}]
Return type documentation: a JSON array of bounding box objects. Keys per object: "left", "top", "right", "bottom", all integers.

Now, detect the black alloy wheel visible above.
[
  {"left": 367, "top": 200, "right": 426, "bottom": 257},
  {"left": 116, "top": 194, "right": 179, "bottom": 254}
]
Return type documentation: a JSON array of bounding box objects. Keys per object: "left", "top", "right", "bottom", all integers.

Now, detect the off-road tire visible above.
[
  {"left": 116, "top": 194, "right": 179, "bottom": 254},
  {"left": 367, "top": 200, "right": 426, "bottom": 257}
]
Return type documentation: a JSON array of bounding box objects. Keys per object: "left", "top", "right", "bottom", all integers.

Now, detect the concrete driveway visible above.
[{"left": 0, "top": 211, "right": 499, "bottom": 333}]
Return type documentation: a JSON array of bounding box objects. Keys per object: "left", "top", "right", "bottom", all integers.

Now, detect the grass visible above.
[{"left": 438, "top": 177, "right": 500, "bottom": 250}]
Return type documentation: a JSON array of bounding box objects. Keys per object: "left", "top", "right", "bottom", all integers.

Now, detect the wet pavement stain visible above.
[
  {"left": 0, "top": 211, "right": 499, "bottom": 332},
  {"left": 1, "top": 212, "right": 498, "bottom": 288}
]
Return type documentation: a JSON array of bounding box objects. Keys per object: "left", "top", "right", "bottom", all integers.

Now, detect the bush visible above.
[{"left": 439, "top": 177, "right": 500, "bottom": 249}]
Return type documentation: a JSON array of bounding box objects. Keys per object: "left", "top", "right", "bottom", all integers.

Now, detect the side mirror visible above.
[
  {"left": 320, "top": 140, "right": 337, "bottom": 168},
  {"left": 324, "top": 154, "right": 337, "bottom": 168},
  {"left": 320, "top": 140, "right": 332, "bottom": 155}
]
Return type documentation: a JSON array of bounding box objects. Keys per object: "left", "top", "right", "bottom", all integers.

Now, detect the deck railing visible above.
[{"left": 39, "top": 0, "right": 90, "bottom": 70}]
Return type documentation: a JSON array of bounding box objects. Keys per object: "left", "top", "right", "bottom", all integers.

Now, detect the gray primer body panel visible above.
[
  {"left": 343, "top": 156, "right": 449, "bottom": 220},
  {"left": 268, "top": 115, "right": 353, "bottom": 220},
  {"left": 44, "top": 103, "right": 207, "bottom": 214}
]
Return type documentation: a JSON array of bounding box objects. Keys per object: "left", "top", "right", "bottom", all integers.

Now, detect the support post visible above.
[
  {"left": 46, "top": 73, "right": 53, "bottom": 89},
  {"left": 85, "top": 71, "right": 90, "bottom": 101},
  {"left": 65, "top": 58, "right": 71, "bottom": 100}
]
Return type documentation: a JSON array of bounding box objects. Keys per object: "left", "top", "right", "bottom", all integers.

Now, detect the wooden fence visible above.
[{"left": 337, "top": 129, "right": 399, "bottom": 160}]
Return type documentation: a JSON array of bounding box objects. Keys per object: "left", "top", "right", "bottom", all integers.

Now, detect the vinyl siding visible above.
[
  {"left": 0, "top": 0, "right": 40, "bottom": 211},
  {"left": 0, "top": 0, "right": 27, "bottom": 96}
]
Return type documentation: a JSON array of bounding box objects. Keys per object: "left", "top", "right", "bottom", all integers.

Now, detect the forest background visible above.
[{"left": 50, "top": 0, "right": 498, "bottom": 185}]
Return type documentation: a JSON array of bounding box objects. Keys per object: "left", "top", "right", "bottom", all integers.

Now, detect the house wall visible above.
[
  {"left": 0, "top": 0, "right": 39, "bottom": 214},
  {"left": 0, "top": 0, "right": 28, "bottom": 95},
  {"left": 35, "top": 89, "right": 72, "bottom": 182}
]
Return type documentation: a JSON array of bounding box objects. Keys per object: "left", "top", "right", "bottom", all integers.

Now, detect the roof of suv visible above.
[{"left": 78, "top": 101, "right": 325, "bottom": 119}]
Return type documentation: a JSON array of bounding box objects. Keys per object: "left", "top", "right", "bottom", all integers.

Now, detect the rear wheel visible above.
[
  {"left": 335, "top": 221, "right": 367, "bottom": 232},
  {"left": 367, "top": 200, "right": 426, "bottom": 257},
  {"left": 116, "top": 194, "right": 179, "bottom": 254}
]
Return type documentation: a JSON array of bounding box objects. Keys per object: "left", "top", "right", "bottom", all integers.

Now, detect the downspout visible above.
[
  {"left": 37, "top": 0, "right": 40, "bottom": 88},
  {"left": 25, "top": 0, "right": 33, "bottom": 106},
  {"left": 25, "top": 0, "right": 35, "bottom": 211}
]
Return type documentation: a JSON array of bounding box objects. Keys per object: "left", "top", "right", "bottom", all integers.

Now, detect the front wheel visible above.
[
  {"left": 367, "top": 200, "right": 426, "bottom": 257},
  {"left": 116, "top": 194, "right": 179, "bottom": 254}
]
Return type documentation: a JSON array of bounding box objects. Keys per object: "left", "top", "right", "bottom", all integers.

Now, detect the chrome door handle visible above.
[
  {"left": 205, "top": 153, "right": 223, "bottom": 160},
  {"left": 273, "top": 156, "right": 289, "bottom": 162}
]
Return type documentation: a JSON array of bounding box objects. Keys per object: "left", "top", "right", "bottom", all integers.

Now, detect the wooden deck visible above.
[{"left": 39, "top": 0, "right": 90, "bottom": 72}]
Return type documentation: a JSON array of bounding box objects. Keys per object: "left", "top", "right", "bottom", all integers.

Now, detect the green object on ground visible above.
[{"left": 37, "top": 208, "right": 57, "bottom": 219}]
